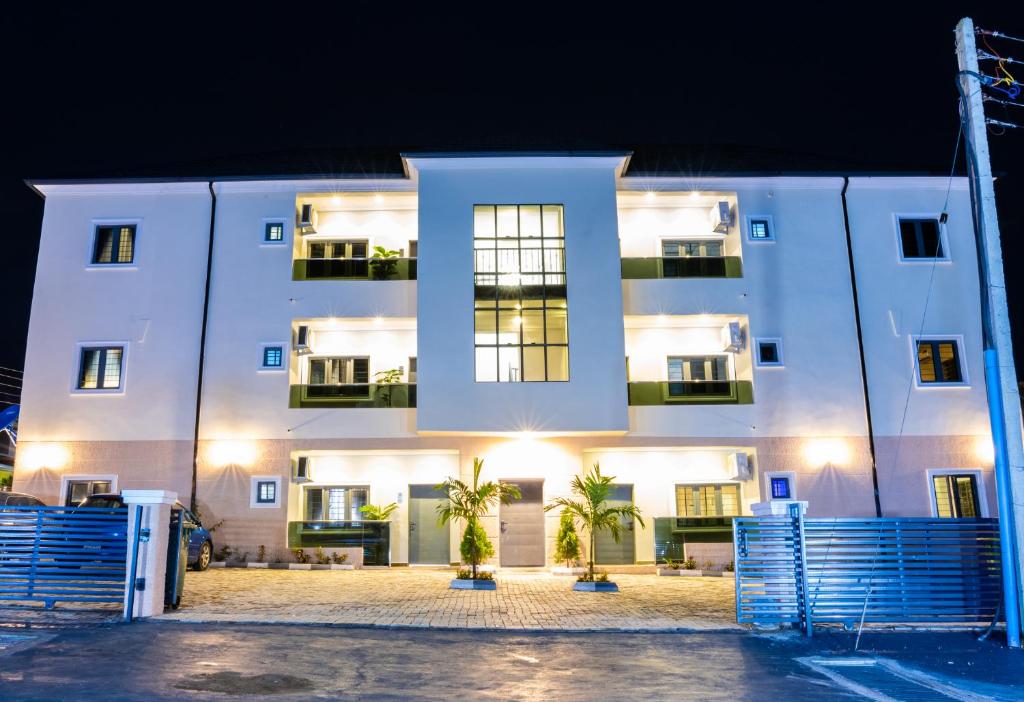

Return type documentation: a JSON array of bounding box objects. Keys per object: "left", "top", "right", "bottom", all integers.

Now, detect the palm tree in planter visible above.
[
  {"left": 436, "top": 458, "right": 520, "bottom": 590},
  {"left": 545, "top": 463, "right": 644, "bottom": 592}
]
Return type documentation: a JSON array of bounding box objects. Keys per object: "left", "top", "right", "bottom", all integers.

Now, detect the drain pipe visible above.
[
  {"left": 190, "top": 182, "right": 217, "bottom": 512},
  {"left": 840, "top": 177, "right": 882, "bottom": 517}
]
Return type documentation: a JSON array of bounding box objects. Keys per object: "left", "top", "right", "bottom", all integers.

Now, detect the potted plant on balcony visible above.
[
  {"left": 369, "top": 245, "right": 401, "bottom": 280},
  {"left": 373, "top": 369, "right": 403, "bottom": 407},
  {"left": 359, "top": 502, "right": 398, "bottom": 521},
  {"left": 551, "top": 510, "right": 583, "bottom": 576},
  {"left": 436, "top": 458, "right": 520, "bottom": 590},
  {"left": 546, "top": 463, "right": 644, "bottom": 592}
]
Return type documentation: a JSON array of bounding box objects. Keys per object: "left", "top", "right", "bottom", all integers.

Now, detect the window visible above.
[
  {"left": 473, "top": 204, "right": 568, "bottom": 382},
  {"left": 916, "top": 339, "right": 964, "bottom": 384},
  {"left": 92, "top": 225, "right": 136, "bottom": 264},
  {"left": 308, "top": 357, "right": 369, "bottom": 385},
  {"left": 755, "top": 339, "right": 784, "bottom": 367},
  {"left": 261, "top": 345, "right": 284, "bottom": 370},
  {"left": 408, "top": 240, "right": 418, "bottom": 258},
  {"left": 899, "top": 218, "right": 945, "bottom": 259},
  {"left": 65, "top": 479, "right": 112, "bottom": 506},
  {"left": 77, "top": 346, "right": 124, "bottom": 390},
  {"left": 408, "top": 357, "right": 417, "bottom": 383},
  {"left": 770, "top": 476, "right": 791, "bottom": 499},
  {"left": 662, "top": 240, "right": 724, "bottom": 258},
  {"left": 676, "top": 484, "right": 741, "bottom": 517},
  {"left": 745, "top": 215, "right": 774, "bottom": 243},
  {"left": 251, "top": 476, "right": 281, "bottom": 508},
  {"left": 668, "top": 356, "right": 728, "bottom": 382},
  {"left": 305, "top": 486, "right": 369, "bottom": 521},
  {"left": 932, "top": 473, "right": 980, "bottom": 518},
  {"left": 308, "top": 240, "right": 368, "bottom": 259},
  {"left": 264, "top": 222, "right": 285, "bottom": 243}
]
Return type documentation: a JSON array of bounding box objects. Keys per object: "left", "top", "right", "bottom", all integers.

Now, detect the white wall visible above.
[
  {"left": 19, "top": 184, "right": 211, "bottom": 441},
  {"left": 413, "top": 156, "right": 630, "bottom": 434},
  {"left": 624, "top": 317, "right": 750, "bottom": 381}
]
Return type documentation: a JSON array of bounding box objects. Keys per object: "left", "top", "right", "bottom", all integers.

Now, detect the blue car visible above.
[{"left": 78, "top": 493, "right": 214, "bottom": 571}]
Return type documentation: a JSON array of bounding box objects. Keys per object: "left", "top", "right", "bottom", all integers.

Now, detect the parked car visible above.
[
  {"left": 0, "top": 492, "right": 46, "bottom": 507},
  {"left": 78, "top": 493, "right": 214, "bottom": 571}
]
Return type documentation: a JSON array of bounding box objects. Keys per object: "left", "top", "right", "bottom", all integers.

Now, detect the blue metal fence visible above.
[
  {"left": 0, "top": 506, "right": 132, "bottom": 609},
  {"left": 734, "top": 511, "right": 1002, "bottom": 634}
]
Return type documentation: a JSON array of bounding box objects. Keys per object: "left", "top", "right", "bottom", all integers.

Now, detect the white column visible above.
[{"left": 123, "top": 489, "right": 177, "bottom": 620}]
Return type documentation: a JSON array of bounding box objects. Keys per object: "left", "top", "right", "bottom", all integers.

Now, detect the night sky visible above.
[{"left": 4, "top": 5, "right": 1024, "bottom": 383}]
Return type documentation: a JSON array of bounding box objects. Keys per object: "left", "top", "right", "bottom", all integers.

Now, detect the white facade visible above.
[{"left": 13, "top": 153, "right": 1000, "bottom": 566}]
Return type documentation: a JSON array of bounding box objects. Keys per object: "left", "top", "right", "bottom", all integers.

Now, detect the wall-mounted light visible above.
[
  {"left": 208, "top": 440, "right": 258, "bottom": 468},
  {"left": 20, "top": 443, "right": 70, "bottom": 470},
  {"left": 373, "top": 193, "right": 385, "bottom": 205},
  {"left": 803, "top": 439, "right": 850, "bottom": 469},
  {"left": 644, "top": 191, "right": 657, "bottom": 202},
  {"left": 974, "top": 437, "right": 996, "bottom": 465},
  {"left": 689, "top": 190, "right": 701, "bottom": 200}
]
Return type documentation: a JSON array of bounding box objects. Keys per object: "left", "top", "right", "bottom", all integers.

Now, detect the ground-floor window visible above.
[
  {"left": 931, "top": 473, "right": 980, "bottom": 518},
  {"left": 676, "top": 483, "right": 740, "bottom": 517},
  {"left": 65, "top": 479, "right": 112, "bottom": 506},
  {"left": 305, "top": 486, "right": 369, "bottom": 521}
]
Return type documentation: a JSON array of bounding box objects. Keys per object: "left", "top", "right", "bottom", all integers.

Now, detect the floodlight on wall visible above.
[
  {"left": 208, "top": 441, "right": 257, "bottom": 468},
  {"left": 802, "top": 439, "right": 850, "bottom": 469},
  {"left": 20, "top": 443, "right": 69, "bottom": 470}
]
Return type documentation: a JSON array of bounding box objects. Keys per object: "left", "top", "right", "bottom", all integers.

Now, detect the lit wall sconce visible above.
[
  {"left": 208, "top": 440, "right": 258, "bottom": 468},
  {"left": 974, "top": 437, "right": 996, "bottom": 466},
  {"left": 802, "top": 439, "right": 850, "bottom": 469},
  {"left": 20, "top": 443, "right": 70, "bottom": 470}
]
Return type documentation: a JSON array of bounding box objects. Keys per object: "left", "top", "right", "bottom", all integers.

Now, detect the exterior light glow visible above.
[
  {"left": 644, "top": 191, "right": 657, "bottom": 202},
  {"left": 209, "top": 441, "right": 258, "bottom": 468},
  {"left": 690, "top": 190, "right": 701, "bottom": 199},
  {"left": 373, "top": 316, "right": 384, "bottom": 325},
  {"left": 803, "top": 439, "right": 850, "bottom": 468},
  {"left": 331, "top": 195, "right": 341, "bottom": 206},
  {"left": 975, "top": 438, "right": 996, "bottom": 465},
  {"left": 373, "top": 194, "right": 385, "bottom": 205},
  {"left": 20, "top": 443, "right": 70, "bottom": 470}
]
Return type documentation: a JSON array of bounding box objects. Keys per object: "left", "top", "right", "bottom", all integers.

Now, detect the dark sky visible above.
[{"left": 4, "top": 5, "right": 1024, "bottom": 381}]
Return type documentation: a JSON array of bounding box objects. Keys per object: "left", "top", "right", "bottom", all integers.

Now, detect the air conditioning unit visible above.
[
  {"left": 709, "top": 201, "right": 733, "bottom": 233},
  {"left": 721, "top": 321, "right": 743, "bottom": 353},
  {"left": 298, "top": 203, "right": 318, "bottom": 235},
  {"left": 728, "top": 452, "right": 752, "bottom": 481},
  {"left": 294, "top": 324, "right": 311, "bottom": 354},
  {"left": 293, "top": 456, "right": 311, "bottom": 483}
]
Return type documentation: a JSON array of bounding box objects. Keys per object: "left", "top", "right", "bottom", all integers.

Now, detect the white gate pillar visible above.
[{"left": 123, "top": 489, "right": 177, "bottom": 620}]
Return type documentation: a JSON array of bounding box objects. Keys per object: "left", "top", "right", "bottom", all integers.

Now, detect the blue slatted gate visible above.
[
  {"left": 0, "top": 506, "right": 133, "bottom": 609},
  {"left": 734, "top": 510, "right": 1002, "bottom": 634}
]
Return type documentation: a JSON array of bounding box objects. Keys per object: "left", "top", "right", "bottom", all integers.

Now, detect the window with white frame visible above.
[
  {"left": 662, "top": 240, "right": 723, "bottom": 258},
  {"left": 260, "top": 344, "right": 285, "bottom": 371},
  {"left": 65, "top": 479, "right": 113, "bottom": 506},
  {"left": 92, "top": 224, "right": 136, "bottom": 264},
  {"left": 304, "top": 485, "right": 369, "bottom": 520},
  {"left": 915, "top": 338, "right": 964, "bottom": 385},
  {"left": 755, "top": 338, "right": 784, "bottom": 367},
  {"left": 764, "top": 472, "right": 796, "bottom": 501},
  {"left": 77, "top": 346, "right": 124, "bottom": 390},
  {"left": 675, "top": 484, "right": 741, "bottom": 516},
  {"left": 668, "top": 356, "right": 729, "bottom": 382},
  {"left": 898, "top": 218, "right": 946, "bottom": 260},
  {"left": 250, "top": 476, "right": 281, "bottom": 508},
  {"left": 930, "top": 472, "right": 981, "bottom": 518},
  {"left": 308, "top": 357, "right": 369, "bottom": 385}
]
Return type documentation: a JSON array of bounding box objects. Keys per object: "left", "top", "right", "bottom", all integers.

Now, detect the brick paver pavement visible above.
[{"left": 160, "top": 569, "right": 740, "bottom": 631}]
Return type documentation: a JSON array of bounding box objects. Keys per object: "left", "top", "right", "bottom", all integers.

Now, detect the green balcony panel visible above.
[
  {"left": 289, "top": 383, "right": 417, "bottom": 409},
  {"left": 292, "top": 258, "right": 417, "bottom": 281},
  {"left": 627, "top": 380, "right": 753, "bottom": 405},
  {"left": 620, "top": 256, "right": 743, "bottom": 279},
  {"left": 654, "top": 516, "right": 737, "bottom": 563},
  {"left": 287, "top": 520, "right": 391, "bottom": 566}
]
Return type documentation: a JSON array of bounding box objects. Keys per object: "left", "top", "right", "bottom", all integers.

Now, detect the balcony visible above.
[
  {"left": 288, "top": 383, "right": 417, "bottom": 409},
  {"left": 627, "top": 380, "right": 753, "bottom": 405},
  {"left": 287, "top": 520, "right": 391, "bottom": 566},
  {"left": 293, "top": 257, "right": 417, "bottom": 281},
  {"left": 620, "top": 256, "right": 742, "bottom": 279}
]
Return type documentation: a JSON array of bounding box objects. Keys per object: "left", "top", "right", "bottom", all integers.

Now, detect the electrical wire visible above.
[
  {"left": 979, "top": 28, "right": 1024, "bottom": 45},
  {"left": 980, "top": 34, "right": 1017, "bottom": 88},
  {"left": 978, "top": 51, "right": 1024, "bottom": 68}
]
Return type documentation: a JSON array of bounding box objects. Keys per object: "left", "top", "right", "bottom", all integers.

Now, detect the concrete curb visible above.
[{"left": 211, "top": 562, "right": 355, "bottom": 571}]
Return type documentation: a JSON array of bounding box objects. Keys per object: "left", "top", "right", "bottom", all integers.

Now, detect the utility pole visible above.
[{"left": 956, "top": 17, "right": 1023, "bottom": 648}]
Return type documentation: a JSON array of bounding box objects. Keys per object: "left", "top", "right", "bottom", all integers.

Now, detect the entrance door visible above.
[
  {"left": 500, "top": 479, "right": 545, "bottom": 567},
  {"left": 409, "top": 485, "right": 450, "bottom": 565},
  {"left": 594, "top": 484, "right": 636, "bottom": 565}
]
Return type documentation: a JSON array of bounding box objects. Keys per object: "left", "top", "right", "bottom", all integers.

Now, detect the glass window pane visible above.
[
  {"left": 541, "top": 205, "right": 563, "bottom": 237},
  {"left": 497, "top": 310, "right": 521, "bottom": 344},
  {"left": 703, "top": 240, "right": 723, "bottom": 257},
  {"left": 521, "top": 310, "right": 544, "bottom": 345},
  {"left": 498, "top": 346, "right": 521, "bottom": 382},
  {"left": 955, "top": 476, "right": 978, "bottom": 517},
  {"left": 102, "top": 348, "right": 122, "bottom": 388},
  {"left": 545, "top": 346, "right": 568, "bottom": 381},
  {"left": 544, "top": 308, "right": 568, "bottom": 344},
  {"left": 720, "top": 485, "right": 740, "bottom": 515},
  {"left": 917, "top": 342, "right": 937, "bottom": 382},
  {"left": 473, "top": 206, "right": 495, "bottom": 238},
  {"left": 712, "top": 356, "right": 727, "bottom": 381},
  {"left": 933, "top": 476, "right": 953, "bottom": 517},
  {"left": 94, "top": 228, "right": 114, "bottom": 263},
  {"left": 662, "top": 241, "right": 680, "bottom": 257},
  {"left": 475, "top": 347, "right": 497, "bottom": 382},
  {"left": 117, "top": 227, "right": 135, "bottom": 262},
  {"left": 519, "top": 205, "right": 542, "bottom": 238},
  {"left": 79, "top": 349, "right": 101, "bottom": 389},
  {"left": 519, "top": 246, "right": 543, "bottom": 273},
  {"left": 474, "top": 309, "right": 498, "bottom": 345},
  {"left": 496, "top": 206, "right": 518, "bottom": 238},
  {"left": 920, "top": 220, "right": 942, "bottom": 257},
  {"left": 667, "top": 358, "right": 684, "bottom": 382},
  {"left": 938, "top": 342, "right": 961, "bottom": 382},
  {"left": 522, "top": 346, "right": 546, "bottom": 382},
  {"left": 309, "top": 359, "right": 326, "bottom": 385}
]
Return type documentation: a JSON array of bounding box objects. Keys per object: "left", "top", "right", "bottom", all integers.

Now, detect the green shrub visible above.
[
  {"left": 683, "top": 557, "right": 698, "bottom": 570},
  {"left": 456, "top": 568, "right": 494, "bottom": 581},
  {"left": 256, "top": 545, "right": 266, "bottom": 563},
  {"left": 292, "top": 548, "right": 312, "bottom": 564},
  {"left": 662, "top": 557, "right": 681, "bottom": 570},
  {"left": 459, "top": 519, "right": 494, "bottom": 567},
  {"left": 577, "top": 572, "right": 609, "bottom": 583},
  {"left": 315, "top": 547, "right": 331, "bottom": 565},
  {"left": 553, "top": 511, "right": 581, "bottom": 567},
  {"left": 330, "top": 552, "right": 349, "bottom": 565}
]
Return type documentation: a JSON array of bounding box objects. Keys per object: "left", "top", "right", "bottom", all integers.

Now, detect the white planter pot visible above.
[{"left": 657, "top": 568, "right": 703, "bottom": 577}]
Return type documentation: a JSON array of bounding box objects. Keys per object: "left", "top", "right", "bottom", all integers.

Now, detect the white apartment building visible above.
[{"left": 14, "top": 152, "right": 997, "bottom": 567}]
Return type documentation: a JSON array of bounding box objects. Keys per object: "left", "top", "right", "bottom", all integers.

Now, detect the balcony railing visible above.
[
  {"left": 654, "top": 516, "right": 738, "bottom": 563},
  {"left": 292, "top": 257, "right": 417, "bottom": 281},
  {"left": 621, "top": 256, "right": 742, "bottom": 279},
  {"left": 627, "top": 380, "right": 753, "bottom": 405},
  {"left": 287, "top": 520, "right": 391, "bottom": 566},
  {"left": 288, "top": 383, "right": 417, "bottom": 409}
]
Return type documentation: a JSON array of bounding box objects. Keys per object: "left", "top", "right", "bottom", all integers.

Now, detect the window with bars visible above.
[
  {"left": 662, "top": 240, "right": 724, "bottom": 258},
  {"left": 77, "top": 346, "right": 124, "bottom": 390},
  {"left": 899, "top": 218, "right": 945, "bottom": 259},
  {"left": 916, "top": 339, "right": 963, "bottom": 384},
  {"left": 473, "top": 204, "right": 569, "bottom": 382},
  {"left": 305, "top": 486, "right": 369, "bottom": 521},
  {"left": 264, "top": 222, "right": 285, "bottom": 243},
  {"left": 261, "top": 346, "right": 284, "bottom": 370},
  {"left": 749, "top": 218, "right": 773, "bottom": 241},
  {"left": 256, "top": 480, "right": 277, "bottom": 504},
  {"left": 932, "top": 473, "right": 980, "bottom": 518},
  {"left": 308, "top": 357, "right": 369, "bottom": 385},
  {"left": 92, "top": 225, "right": 136, "bottom": 264},
  {"left": 675, "top": 484, "right": 741, "bottom": 517}
]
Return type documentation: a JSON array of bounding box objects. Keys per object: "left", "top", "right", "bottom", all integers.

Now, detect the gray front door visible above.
[
  {"left": 409, "top": 485, "right": 450, "bottom": 565},
  {"left": 500, "top": 479, "right": 545, "bottom": 567},
  {"left": 594, "top": 484, "right": 636, "bottom": 565}
]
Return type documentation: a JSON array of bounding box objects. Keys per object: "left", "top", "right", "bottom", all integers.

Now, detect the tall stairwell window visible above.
[{"left": 473, "top": 205, "right": 568, "bottom": 382}]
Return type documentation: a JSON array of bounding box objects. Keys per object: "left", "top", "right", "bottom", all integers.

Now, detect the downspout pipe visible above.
[
  {"left": 190, "top": 182, "right": 217, "bottom": 512},
  {"left": 840, "top": 177, "right": 883, "bottom": 517}
]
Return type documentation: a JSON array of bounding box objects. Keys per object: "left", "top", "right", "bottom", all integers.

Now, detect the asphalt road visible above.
[{"left": 1, "top": 623, "right": 1022, "bottom": 701}]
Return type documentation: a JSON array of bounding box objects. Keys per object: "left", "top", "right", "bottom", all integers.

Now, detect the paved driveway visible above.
[{"left": 160, "top": 569, "right": 740, "bottom": 631}]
